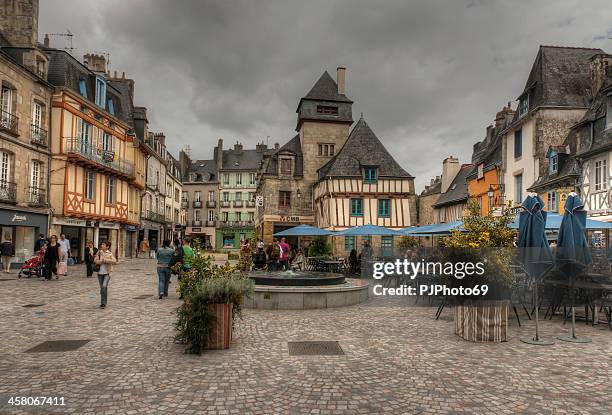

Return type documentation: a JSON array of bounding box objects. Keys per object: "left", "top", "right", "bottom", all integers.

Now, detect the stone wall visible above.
[
  {"left": 418, "top": 193, "right": 440, "bottom": 226},
  {"left": 0, "top": 0, "right": 39, "bottom": 47}
]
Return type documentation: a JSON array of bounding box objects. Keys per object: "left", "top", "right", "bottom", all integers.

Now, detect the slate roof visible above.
[
  {"left": 187, "top": 159, "right": 218, "bottom": 183},
  {"left": 528, "top": 131, "right": 580, "bottom": 192},
  {"left": 433, "top": 164, "right": 475, "bottom": 208},
  {"left": 301, "top": 71, "right": 352, "bottom": 103},
  {"left": 511, "top": 46, "right": 603, "bottom": 125},
  {"left": 220, "top": 148, "right": 267, "bottom": 172},
  {"left": 317, "top": 118, "right": 412, "bottom": 179},
  {"left": 264, "top": 135, "right": 304, "bottom": 177},
  {"left": 43, "top": 48, "right": 131, "bottom": 124},
  {"left": 420, "top": 179, "right": 441, "bottom": 197}
]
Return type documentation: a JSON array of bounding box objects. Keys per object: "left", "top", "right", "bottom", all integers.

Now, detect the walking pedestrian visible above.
[
  {"left": 57, "top": 234, "right": 70, "bottom": 276},
  {"left": 278, "top": 237, "right": 290, "bottom": 271},
  {"left": 43, "top": 235, "right": 60, "bottom": 280},
  {"left": 179, "top": 238, "right": 194, "bottom": 300},
  {"left": 84, "top": 240, "right": 97, "bottom": 278},
  {"left": 95, "top": 240, "right": 117, "bottom": 308},
  {"left": 139, "top": 239, "right": 149, "bottom": 258},
  {"left": 156, "top": 240, "right": 174, "bottom": 299},
  {"left": 1, "top": 235, "right": 14, "bottom": 273},
  {"left": 266, "top": 240, "right": 279, "bottom": 271}
]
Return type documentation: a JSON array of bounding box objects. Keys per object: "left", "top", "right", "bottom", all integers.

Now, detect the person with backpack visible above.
[{"left": 156, "top": 239, "right": 174, "bottom": 299}]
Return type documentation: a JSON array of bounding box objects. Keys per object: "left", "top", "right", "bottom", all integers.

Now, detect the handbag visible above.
[{"left": 92, "top": 252, "right": 101, "bottom": 273}]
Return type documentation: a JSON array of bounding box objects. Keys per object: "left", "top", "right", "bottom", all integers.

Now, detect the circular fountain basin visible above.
[
  {"left": 245, "top": 270, "right": 369, "bottom": 310},
  {"left": 249, "top": 270, "right": 345, "bottom": 286}
]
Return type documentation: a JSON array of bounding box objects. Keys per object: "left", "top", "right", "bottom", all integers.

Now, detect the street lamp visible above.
[{"left": 487, "top": 186, "right": 494, "bottom": 214}]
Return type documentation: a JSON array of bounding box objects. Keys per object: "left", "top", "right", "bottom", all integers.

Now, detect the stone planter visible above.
[
  {"left": 454, "top": 300, "right": 508, "bottom": 342},
  {"left": 207, "top": 303, "right": 233, "bottom": 349}
]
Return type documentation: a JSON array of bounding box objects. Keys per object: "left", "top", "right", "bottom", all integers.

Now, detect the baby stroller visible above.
[{"left": 18, "top": 252, "right": 44, "bottom": 278}]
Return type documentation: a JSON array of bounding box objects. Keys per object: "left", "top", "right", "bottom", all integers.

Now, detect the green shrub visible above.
[{"left": 307, "top": 236, "right": 332, "bottom": 257}]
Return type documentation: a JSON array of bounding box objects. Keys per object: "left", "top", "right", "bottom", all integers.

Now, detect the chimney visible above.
[
  {"left": 214, "top": 138, "right": 224, "bottom": 169},
  {"left": 337, "top": 66, "right": 346, "bottom": 95},
  {"left": 590, "top": 53, "right": 612, "bottom": 98},
  {"left": 233, "top": 142, "right": 243, "bottom": 152},
  {"left": 256, "top": 142, "right": 268, "bottom": 152},
  {"left": 83, "top": 53, "right": 107, "bottom": 73},
  {"left": 154, "top": 132, "right": 166, "bottom": 146},
  {"left": 0, "top": 0, "right": 39, "bottom": 47},
  {"left": 441, "top": 156, "right": 461, "bottom": 194},
  {"left": 274, "top": 142, "right": 280, "bottom": 150},
  {"left": 43, "top": 33, "right": 49, "bottom": 47},
  {"left": 495, "top": 103, "right": 515, "bottom": 130}
]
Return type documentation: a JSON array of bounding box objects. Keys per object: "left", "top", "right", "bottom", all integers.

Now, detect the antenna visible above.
[{"left": 49, "top": 29, "right": 74, "bottom": 53}]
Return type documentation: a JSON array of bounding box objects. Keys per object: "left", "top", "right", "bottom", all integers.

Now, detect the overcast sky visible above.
[{"left": 39, "top": 0, "right": 612, "bottom": 191}]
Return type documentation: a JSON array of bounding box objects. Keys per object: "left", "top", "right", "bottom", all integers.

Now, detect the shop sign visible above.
[
  {"left": 280, "top": 215, "right": 301, "bottom": 222},
  {"left": 191, "top": 227, "right": 202, "bottom": 233},
  {"left": 125, "top": 225, "right": 138, "bottom": 232},
  {"left": 11, "top": 214, "right": 27, "bottom": 223},
  {"left": 255, "top": 195, "right": 264, "bottom": 207},
  {"left": 53, "top": 217, "right": 87, "bottom": 227},
  {"left": 99, "top": 221, "right": 120, "bottom": 229}
]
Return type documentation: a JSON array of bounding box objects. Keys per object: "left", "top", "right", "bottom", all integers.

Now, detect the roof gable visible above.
[
  {"left": 301, "top": 71, "right": 352, "bottom": 103},
  {"left": 317, "top": 118, "right": 412, "bottom": 179}
]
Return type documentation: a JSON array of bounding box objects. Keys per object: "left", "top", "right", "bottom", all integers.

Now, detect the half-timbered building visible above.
[
  {"left": 314, "top": 117, "right": 417, "bottom": 255},
  {"left": 46, "top": 50, "right": 141, "bottom": 260}
]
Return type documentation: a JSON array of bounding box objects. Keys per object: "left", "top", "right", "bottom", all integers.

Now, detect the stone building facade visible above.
[
  {"left": 418, "top": 177, "right": 441, "bottom": 226},
  {"left": 0, "top": 0, "right": 52, "bottom": 264}
]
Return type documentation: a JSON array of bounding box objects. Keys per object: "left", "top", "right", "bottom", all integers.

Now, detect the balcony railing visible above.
[
  {"left": 141, "top": 210, "right": 165, "bottom": 223},
  {"left": 0, "top": 180, "right": 17, "bottom": 203},
  {"left": 192, "top": 220, "right": 202, "bottom": 227},
  {"left": 30, "top": 124, "right": 47, "bottom": 146},
  {"left": 206, "top": 220, "right": 215, "bottom": 227},
  {"left": 65, "top": 138, "right": 134, "bottom": 177},
  {"left": 206, "top": 200, "right": 216, "bottom": 208},
  {"left": 234, "top": 200, "right": 243, "bottom": 208},
  {"left": 220, "top": 201, "right": 230, "bottom": 208},
  {"left": 246, "top": 200, "right": 256, "bottom": 208},
  {"left": 0, "top": 110, "right": 18, "bottom": 135},
  {"left": 193, "top": 200, "right": 202, "bottom": 208},
  {"left": 27, "top": 186, "right": 47, "bottom": 207},
  {"left": 181, "top": 200, "right": 188, "bottom": 208}
]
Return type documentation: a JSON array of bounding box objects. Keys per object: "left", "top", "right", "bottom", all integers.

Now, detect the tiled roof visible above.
[
  {"left": 433, "top": 164, "right": 475, "bottom": 207},
  {"left": 317, "top": 118, "right": 412, "bottom": 179},
  {"left": 301, "top": 71, "right": 352, "bottom": 103}
]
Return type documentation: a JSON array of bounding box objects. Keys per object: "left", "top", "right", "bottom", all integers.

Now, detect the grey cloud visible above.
[{"left": 39, "top": 0, "right": 612, "bottom": 191}]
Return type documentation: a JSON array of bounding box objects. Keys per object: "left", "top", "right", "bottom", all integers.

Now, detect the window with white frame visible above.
[
  {"left": 86, "top": 170, "right": 95, "bottom": 200},
  {"left": 250, "top": 172, "right": 256, "bottom": 185},
  {"left": 547, "top": 191, "right": 558, "bottom": 212},
  {"left": 194, "top": 191, "right": 201, "bottom": 202},
  {"left": 594, "top": 158, "right": 608, "bottom": 191},
  {"left": 106, "top": 176, "right": 115, "bottom": 204},
  {"left": 0, "top": 150, "right": 11, "bottom": 184},
  {"left": 549, "top": 153, "right": 558, "bottom": 174},
  {"left": 236, "top": 173, "right": 242, "bottom": 185},
  {"left": 223, "top": 173, "right": 229, "bottom": 185},
  {"left": 518, "top": 96, "right": 529, "bottom": 118},
  {"left": 95, "top": 77, "right": 107, "bottom": 108},
  {"left": 208, "top": 190, "right": 215, "bottom": 201},
  {"left": 30, "top": 160, "right": 41, "bottom": 191},
  {"left": 222, "top": 211, "right": 229, "bottom": 222},
  {"left": 32, "top": 101, "right": 44, "bottom": 129},
  {"left": 208, "top": 210, "right": 215, "bottom": 221},
  {"left": 1, "top": 84, "right": 14, "bottom": 118},
  {"left": 195, "top": 210, "right": 201, "bottom": 221},
  {"left": 223, "top": 192, "right": 229, "bottom": 201},
  {"left": 514, "top": 174, "right": 523, "bottom": 205}
]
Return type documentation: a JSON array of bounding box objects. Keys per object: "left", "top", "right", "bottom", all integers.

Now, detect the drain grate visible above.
[
  {"left": 25, "top": 340, "right": 90, "bottom": 353},
  {"left": 288, "top": 341, "right": 344, "bottom": 356},
  {"left": 23, "top": 304, "right": 45, "bottom": 308},
  {"left": 132, "top": 294, "right": 153, "bottom": 299}
]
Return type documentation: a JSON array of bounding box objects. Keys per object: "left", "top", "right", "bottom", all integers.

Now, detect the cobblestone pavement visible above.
[{"left": 0, "top": 259, "right": 610, "bottom": 415}]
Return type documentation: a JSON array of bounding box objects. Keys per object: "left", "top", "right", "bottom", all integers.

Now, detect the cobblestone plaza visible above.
[{"left": 0, "top": 259, "right": 610, "bottom": 414}]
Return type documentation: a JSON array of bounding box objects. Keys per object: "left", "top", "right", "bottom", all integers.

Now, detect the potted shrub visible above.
[
  {"left": 442, "top": 201, "right": 515, "bottom": 342},
  {"left": 174, "top": 247, "right": 254, "bottom": 354}
]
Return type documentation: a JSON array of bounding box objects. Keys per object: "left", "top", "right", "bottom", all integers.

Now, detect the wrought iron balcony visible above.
[
  {"left": 193, "top": 200, "right": 202, "bottom": 208},
  {"left": 0, "top": 180, "right": 17, "bottom": 203},
  {"left": 27, "top": 186, "right": 47, "bottom": 207},
  {"left": 181, "top": 200, "right": 189, "bottom": 208},
  {"left": 30, "top": 124, "right": 47, "bottom": 146},
  {"left": 192, "top": 220, "right": 202, "bottom": 227},
  {"left": 206, "top": 200, "right": 216, "bottom": 208},
  {"left": 0, "top": 110, "right": 18, "bottom": 135},
  {"left": 65, "top": 138, "right": 134, "bottom": 177},
  {"left": 206, "top": 220, "right": 215, "bottom": 227},
  {"left": 220, "top": 201, "right": 230, "bottom": 208},
  {"left": 141, "top": 210, "right": 165, "bottom": 223},
  {"left": 246, "top": 200, "right": 256, "bottom": 207},
  {"left": 234, "top": 200, "right": 243, "bottom": 208}
]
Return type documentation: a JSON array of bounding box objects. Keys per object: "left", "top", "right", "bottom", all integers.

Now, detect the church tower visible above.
[{"left": 297, "top": 67, "right": 353, "bottom": 183}]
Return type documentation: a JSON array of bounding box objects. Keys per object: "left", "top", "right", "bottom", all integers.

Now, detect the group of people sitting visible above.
[{"left": 248, "top": 237, "right": 305, "bottom": 271}]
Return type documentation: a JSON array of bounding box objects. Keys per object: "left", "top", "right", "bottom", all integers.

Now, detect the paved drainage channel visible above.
[
  {"left": 288, "top": 341, "right": 345, "bottom": 356},
  {"left": 22, "top": 304, "right": 45, "bottom": 308},
  {"left": 132, "top": 294, "right": 154, "bottom": 299},
  {"left": 25, "top": 340, "right": 91, "bottom": 353}
]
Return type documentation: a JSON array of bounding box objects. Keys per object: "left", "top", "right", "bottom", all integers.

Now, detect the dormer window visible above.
[
  {"left": 78, "top": 77, "right": 88, "bottom": 98},
  {"left": 316, "top": 105, "right": 338, "bottom": 115},
  {"left": 107, "top": 98, "right": 115, "bottom": 115},
  {"left": 280, "top": 158, "right": 293, "bottom": 176},
  {"left": 95, "top": 76, "right": 106, "bottom": 108},
  {"left": 549, "top": 153, "right": 558, "bottom": 174},
  {"left": 363, "top": 167, "right": 378, "bottom": 183},
  {"left": 518, "top": 96, "right": 529, "bottom": 118}
]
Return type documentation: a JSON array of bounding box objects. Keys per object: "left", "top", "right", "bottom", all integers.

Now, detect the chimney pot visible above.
[
  {"left": 274, "top": 142, "right": 280, "bottom": 150},
  {"left": 337, "top": 66, "right": 346, "bottom": 95},
  {"left": 43, "top": 34, "right": 50, "bottom": 47}
]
